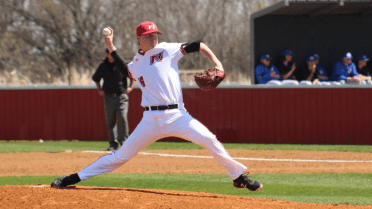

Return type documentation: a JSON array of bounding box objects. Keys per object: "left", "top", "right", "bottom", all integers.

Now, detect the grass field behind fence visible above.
[{"left": 1, "top": 141, "right": 371, "bottom": 205}]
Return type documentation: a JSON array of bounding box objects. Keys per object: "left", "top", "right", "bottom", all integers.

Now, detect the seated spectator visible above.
[
  {"left": 356, "top": 54, "right": 371, "bottom": 81},
  {"left": 312, "top": 53, "right": 328, "bottom": 81},
  {"left": 331, "top": 52, "right": 361, "bottom": 83},
  {"left": 255, "top": 53, "right": 281, "bottom": 84},
  {"left": 277, "top": 49, "right": 297, "bottom": 80},
  {"left": 298, "top": 55, "right": 318, "bottom": 85}
]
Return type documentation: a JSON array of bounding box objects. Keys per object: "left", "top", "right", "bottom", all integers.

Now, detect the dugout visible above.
[{"left": 250, "top": 0, "right": 372, "bottom": 84}]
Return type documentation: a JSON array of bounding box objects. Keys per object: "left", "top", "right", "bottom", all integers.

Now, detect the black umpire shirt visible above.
[{"left": 92, "top": 58, "right": 128, "bottom": 95}]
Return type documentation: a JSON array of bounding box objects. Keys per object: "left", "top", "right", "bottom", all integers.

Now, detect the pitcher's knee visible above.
[
  {"left": 196, "top": 135, "right": 220, "bottom": 148},
  {"left": 108, "top": 152, "right": 130, "bottom": 166},
  {"left": 112, "top": 148, "right": 139, "bottom": 164}
]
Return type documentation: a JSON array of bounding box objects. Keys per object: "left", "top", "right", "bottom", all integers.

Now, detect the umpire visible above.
[{"left": 92, "top": 49, "right": 134, "bottom": 151}]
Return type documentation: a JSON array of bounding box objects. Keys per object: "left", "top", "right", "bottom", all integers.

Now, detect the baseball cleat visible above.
[
  {"left": 51, "top": 176, "right": 68, "bottom": 187},
  {"left": 106, "top": 146, "right": 118, "bottom": 152},
  {"left": 51, "top": 173, "right": 81, "bottom": 188},
  {"left": 233, "top": 173, "right": 263, "bottom": 191}
]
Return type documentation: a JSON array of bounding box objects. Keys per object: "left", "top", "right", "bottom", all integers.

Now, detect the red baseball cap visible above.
[{"left": 136, "top": 21, "right": 163, "bottom": 36}]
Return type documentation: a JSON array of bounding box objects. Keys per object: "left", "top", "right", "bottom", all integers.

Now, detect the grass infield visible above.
[
  {"left": 1, "top": 141, "right": 372, "bottom": 153},
  {"left": 1, "top": 173, "right": 371, "bottom": 205}
]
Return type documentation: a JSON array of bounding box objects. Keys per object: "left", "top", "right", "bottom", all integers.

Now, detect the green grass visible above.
[
  {"left": 2, "top": 141, "right": 372, "bottom": 205},
  {"left": 0, "top": 141, "right": 203, "bottom": 153},
  {"left": 1, "top": 173, "right": 371, "bottom": 205},
  {"left": 0, "top": 141, "right": 371, "bottom": 153}
]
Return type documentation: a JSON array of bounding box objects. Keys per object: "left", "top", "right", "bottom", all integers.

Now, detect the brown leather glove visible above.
[{"left": 194, "top": 67, "right": 226, "bottom": 91}]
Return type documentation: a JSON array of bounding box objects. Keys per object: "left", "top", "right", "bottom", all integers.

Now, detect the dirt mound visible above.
[{"left": 1, "top": 185, "right": 369, "bottom": 209}]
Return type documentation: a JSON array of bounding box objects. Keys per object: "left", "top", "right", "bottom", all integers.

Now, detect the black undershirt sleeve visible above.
[
  {"left": 181, "top": 39, "right": 201, "bottom": 54},
  {"left": 110, "top": 50, "right": 129, "bottom": 77}
]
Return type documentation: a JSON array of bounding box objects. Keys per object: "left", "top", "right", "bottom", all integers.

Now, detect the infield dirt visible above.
[{"left": 1, "top": 149, "right": 371, "bottom": 208}]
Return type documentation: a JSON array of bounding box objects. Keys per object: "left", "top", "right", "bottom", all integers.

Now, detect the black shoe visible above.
[
  {"left": 119, "top": 139, "right": 127, "bottom": 146},
  {"left": 51, "top": 173, "right": 81, "bottom": 188},
  {"left": 106, "top": 146, "right": 118, "bottom": 151},
  {"left": 51, "top": 176, "right": 66, "bottom": 187},
  {"left": 233, "top": 173, "right": 263, "bottom": 191}
]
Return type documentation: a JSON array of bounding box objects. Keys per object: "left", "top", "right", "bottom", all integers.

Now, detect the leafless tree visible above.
[
  {"left": 1, "top": 0, "right": 281, "bottom": 85},
  {"left": 2, "top": 0, "right": 137, "bottom": 84}
]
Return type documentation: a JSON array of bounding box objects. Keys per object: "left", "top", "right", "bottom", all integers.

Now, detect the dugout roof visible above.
[{"left": 250, "top": 0, "right": 372, "bottom": 84}]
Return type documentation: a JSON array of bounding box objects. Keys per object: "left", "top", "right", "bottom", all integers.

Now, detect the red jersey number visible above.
[{"left": 139, "top": 76, "right": 146, "bottom": 87}]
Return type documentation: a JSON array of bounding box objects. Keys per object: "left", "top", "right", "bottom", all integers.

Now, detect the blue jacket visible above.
[
  {"left": 255, "top": 64, "right": 281, "bottom": 84},
  {"left": 316, "top": 65, "right": 328, "bottom": 81},
  {"left": 331, "top": 61, "right": 358, "bottom": 81}
]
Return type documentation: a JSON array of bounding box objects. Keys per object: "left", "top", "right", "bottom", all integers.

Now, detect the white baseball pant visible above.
[{"left": 78, "top": 108, "right": 247, "bottom": 181}]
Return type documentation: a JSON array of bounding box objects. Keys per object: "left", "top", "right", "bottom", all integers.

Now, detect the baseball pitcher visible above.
[{"left": 51, "top": 21, "right": 262, "bottom": 192}]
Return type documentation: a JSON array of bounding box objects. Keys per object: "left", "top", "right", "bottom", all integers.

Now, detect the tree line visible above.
[{"left": 0, "top": 0, "right": 281, "bottom": 85}]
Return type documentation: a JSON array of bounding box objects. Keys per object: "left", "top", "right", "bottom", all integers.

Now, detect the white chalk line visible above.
[
  {"left": 81, "top": 150, "right": 372, "bottom": 163},
  {"left": 29, "top": 185, "right": 46, "bottom": 188}
]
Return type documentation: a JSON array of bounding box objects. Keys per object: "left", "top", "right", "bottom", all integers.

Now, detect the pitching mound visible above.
[{"left": 1, "top": 185, "right": 369, "bottom": 209}]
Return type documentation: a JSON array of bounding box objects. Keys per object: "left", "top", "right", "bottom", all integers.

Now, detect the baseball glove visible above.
[{"left": 194, "top": 67, "right": 226, "bottom": 91}]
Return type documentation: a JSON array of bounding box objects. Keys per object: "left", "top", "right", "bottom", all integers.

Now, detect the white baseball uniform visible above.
[{"left": 78, "top": 42, "right": 247, "bottom": 181}]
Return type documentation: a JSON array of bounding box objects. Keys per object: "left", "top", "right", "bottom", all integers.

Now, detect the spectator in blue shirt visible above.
[
  {"left": 255, "top": 53, "right": 281, "bottom": 84},
  {"left": 312, "top": 53, "right": 328, "bottom": 81},
  {"left": 331, "top": 52, "right": 361, "bottom": 83}
]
